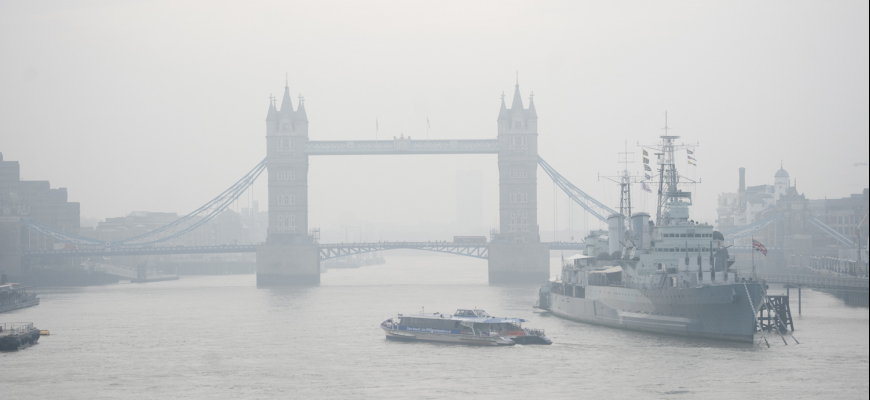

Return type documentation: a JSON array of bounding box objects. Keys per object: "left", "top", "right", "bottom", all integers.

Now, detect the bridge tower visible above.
[
  {"left": 256, "top": 80, "right": 320, "bottom": 285},
  {"left": 488, "top": 81, "right": 550, "bottom": 283}
]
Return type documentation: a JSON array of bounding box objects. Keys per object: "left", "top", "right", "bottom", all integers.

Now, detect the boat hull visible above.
[
  {"left": 0, "top": 299, "right": 40, "bottom": 314},
  {"left": 547, "top": 283, "right": 765, "bottom": 343},
  {"left": 382, "top": 327, "right": 515, "bottom": 346}
]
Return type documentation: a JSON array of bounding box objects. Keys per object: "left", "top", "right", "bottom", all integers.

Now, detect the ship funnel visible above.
[
  {"left": 631, "top": 213, "right": 651, "bottom": 250},
  {"left": 607, "top": 214, "right": 625, "bottom": 254}
]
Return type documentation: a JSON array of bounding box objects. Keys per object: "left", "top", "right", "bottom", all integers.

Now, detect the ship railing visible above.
[
  {"left": 460, "top": 331, "right": 507, "bottom": 340},
  {"left": 472, "top": 328, "right": 547, "bottom": 337},
  {"left": 756, "top": 274, "right": 869, "bottom": 290},
  {"left": 0, "top": 322, "right": 34, "bottom": 335},
  {"left": 1, "top": 294, "right": 36, "bottom": 305},
  {"left": 524, "top": 328, "right": 546, "bottom": 337}
]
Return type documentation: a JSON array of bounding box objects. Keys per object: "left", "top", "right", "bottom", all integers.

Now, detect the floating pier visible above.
[{"left": 0, "top": 322, "right": 41, "bottom": 351}]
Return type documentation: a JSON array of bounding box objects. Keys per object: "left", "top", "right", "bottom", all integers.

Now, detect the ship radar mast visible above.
[
  {"left": 639, "top": 112, "right": 699, "bottom": 227},
  {"left": 600, "top": 141, "right": 642, "bottom": 248}
]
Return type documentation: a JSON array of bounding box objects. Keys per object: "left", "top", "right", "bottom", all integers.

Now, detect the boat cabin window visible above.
[{"left": 399, "top": 317, "right": 461, "bottom": 330}]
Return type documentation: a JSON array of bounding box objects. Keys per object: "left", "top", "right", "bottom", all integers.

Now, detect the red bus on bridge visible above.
[{"left": 454, "top": 236, "right": 487, "bottom": 243}]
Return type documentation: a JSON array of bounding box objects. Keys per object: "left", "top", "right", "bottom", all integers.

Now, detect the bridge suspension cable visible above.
[
  {"left": 20, "top": 219, "right": 105, "bottom": 246},
  {"left": 721, "top": 212, "right": 857, "bottom": 248},
  {"left": 722, "top": 213, "right": 783, "bottom": 241},
  {"left": 806, "top": 215, "right": 856, "bottom": 247},
  {"left": 22, "top": 158, "right": 267, "bottom": 247},
  {"left": 538, "top": 156, "right": 617, "bottom": 222}
]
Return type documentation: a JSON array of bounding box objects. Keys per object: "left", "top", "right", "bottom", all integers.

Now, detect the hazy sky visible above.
[{"left": 1, "top": 1, "right": 868, "bottom": 239}]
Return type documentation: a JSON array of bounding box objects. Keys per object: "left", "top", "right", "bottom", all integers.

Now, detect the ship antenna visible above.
[
  {"left": 601, "top": 143, "right": 639, "bottom": 252},
  {"left": 664, "top": 110, "right": 668, "bottom": 136}
]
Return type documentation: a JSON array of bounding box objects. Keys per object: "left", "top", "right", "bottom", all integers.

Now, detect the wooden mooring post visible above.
[
  {"left": 785, "top": 284, "right": 802, "bottom": 315},
  {"left": 758, "top": 295, "right": 795, "bottom": 332}
]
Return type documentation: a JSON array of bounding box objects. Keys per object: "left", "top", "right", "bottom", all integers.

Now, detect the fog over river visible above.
[{"left": 2, "top": 255, "right": 867, "bottom": 399}]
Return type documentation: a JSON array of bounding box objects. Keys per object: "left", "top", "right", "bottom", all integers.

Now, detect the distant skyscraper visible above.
[{"left": 456, "top": 170, "right": 483, "bottom": 232}]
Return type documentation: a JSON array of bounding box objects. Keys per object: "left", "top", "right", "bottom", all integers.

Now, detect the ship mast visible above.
[
  {"left": 600, "top": 142, "right": 640, "bottom": 248},
  {"left": 657, "top": 113, "right": 679, "bottom": 224},
  {"left": 640, "top": 112, "right": 699, "bottom": 226}
]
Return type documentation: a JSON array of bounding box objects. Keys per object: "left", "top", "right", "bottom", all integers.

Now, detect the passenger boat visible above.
[
  {"left": 380, "top": 309, "right": 552, "bottom": 346},
  {"left": 0, "top": 275, "right": 39, "bottom": 314}
]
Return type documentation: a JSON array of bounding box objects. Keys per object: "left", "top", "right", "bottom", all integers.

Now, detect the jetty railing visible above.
[
  {"left": 0, "top": 322, "right": 34, "bottom": 335},
  {"left": 757, "top": 274, "right": 869, "bottom": 291}
]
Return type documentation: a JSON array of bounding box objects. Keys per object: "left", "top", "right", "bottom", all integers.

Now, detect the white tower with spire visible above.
[
  {"left": 488, "top": 78, "right": 549, "bottom": 283},
  {"left": 265, "top": 78, "right": 310, "bottom": 243},
  {"left": 496, "top": 79, "right": 539, "bottom": 243},
  {"left": 257, "top": 77, "right": 319, "bottom": 286}
]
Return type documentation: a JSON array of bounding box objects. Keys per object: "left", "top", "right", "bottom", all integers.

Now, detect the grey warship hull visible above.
[{"left": 546, "top": 282, "right": 765, "bottom": 343}]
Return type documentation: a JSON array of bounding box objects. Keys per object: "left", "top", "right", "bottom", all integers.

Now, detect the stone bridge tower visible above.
[
  {"left": 256, "top": 80, "right": 320, "bottom": 285},
  {"left": 488, "top": 82, "right": 550, "bottom": 283}
]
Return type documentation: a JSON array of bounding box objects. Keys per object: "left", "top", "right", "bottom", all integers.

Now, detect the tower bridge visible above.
[
  {"left": 16, "top": 78, "right": 849, "bottom": 285},
  {"left": 258, "top": 79, "right": 546, "bottom": 285}
]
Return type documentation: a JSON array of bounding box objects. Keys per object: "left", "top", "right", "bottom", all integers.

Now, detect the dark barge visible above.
[{"left": 0, "top": 322, "right": 41, "bottom": 351}]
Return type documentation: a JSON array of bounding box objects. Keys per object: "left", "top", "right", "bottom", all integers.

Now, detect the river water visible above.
[{"left": 2, "top": 255, "right": 868, "bottom": 399}]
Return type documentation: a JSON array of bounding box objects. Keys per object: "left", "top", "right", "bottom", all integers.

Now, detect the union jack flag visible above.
[
  {"left": 642, "top": 182, "right": 652, "bottom": 193},
  {"left": 752, "top": 239, "right": 767, "bottom": 256}
]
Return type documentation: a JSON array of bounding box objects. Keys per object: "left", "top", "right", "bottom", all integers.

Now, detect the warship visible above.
[{"left": 537, "top": 131, "right": 766, "bottom": 343}]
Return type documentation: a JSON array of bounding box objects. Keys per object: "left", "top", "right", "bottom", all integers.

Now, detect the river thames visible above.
[{"left": 2, "top": 255, "right": 868, "bottom": 399}]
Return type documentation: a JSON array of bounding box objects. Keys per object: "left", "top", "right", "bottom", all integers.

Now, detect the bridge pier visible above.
[
  {"left": 256, "top": 244, "right": 320, "bottom": 286},
  {"left": 487, "top": 242, "right": 549, "bottom": 284}
]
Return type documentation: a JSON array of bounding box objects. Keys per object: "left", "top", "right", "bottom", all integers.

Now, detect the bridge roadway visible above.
[
  {"left": 23, "top": 241, "right": 586, "bottom": 260},
  {"left": 305, "top": 139, "right": 499, "bottom": 155},
  {"left": 757, "top": 273, "right": 869, "bottom": 291}
]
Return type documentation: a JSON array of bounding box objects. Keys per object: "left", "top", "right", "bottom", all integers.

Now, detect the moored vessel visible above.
[
  {"left": 0, "top": 273, "right": 40, "bottom": 314},
  {"left": 381, "top": 309, "right": 551, "bottom": 346},
  {"left": 537, "top": 130, "right": 766, "bottom": 343},
  {"left": 0, "top": 322, "right": 41, "bottom": 351}
]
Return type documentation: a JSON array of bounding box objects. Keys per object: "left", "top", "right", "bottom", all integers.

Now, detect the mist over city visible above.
[{"left": 1, "top": 1, "right": 867, "bottom": 399}]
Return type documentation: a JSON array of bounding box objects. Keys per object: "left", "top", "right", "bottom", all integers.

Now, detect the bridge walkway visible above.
[
  {"left": 757, "top": 273, "right": 869, "bottom": 291},
  {"left": 25, "top": 241, "right": 587, "bottom": 260}
]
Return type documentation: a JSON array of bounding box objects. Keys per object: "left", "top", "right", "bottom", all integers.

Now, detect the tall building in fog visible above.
[
  {"left": 0, "top": 152, "right": 80, "bottom": 251},
  {"left": 456, "top": 170, "right": 482, "bottom": 233}
]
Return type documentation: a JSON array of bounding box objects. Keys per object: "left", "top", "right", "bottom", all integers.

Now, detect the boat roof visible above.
[
  {"left": 590, "top": 265, "right": 623, "bottom": 274},
  {"left": 566, "top": 254, "right": 595, "bottom": 260},
  {"left": 397, "top": 309, "right": 528, "bottom": 323}
]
